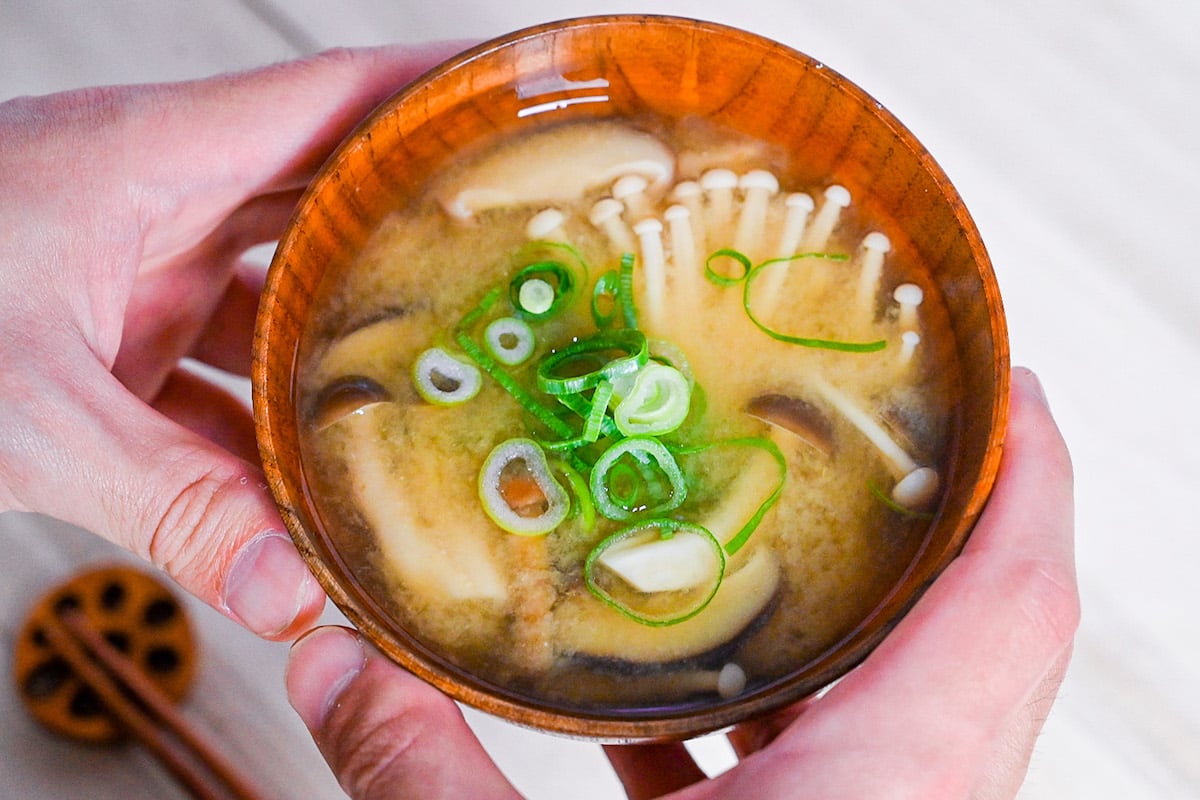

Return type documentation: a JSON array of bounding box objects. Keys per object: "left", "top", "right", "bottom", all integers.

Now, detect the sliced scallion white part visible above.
[
  {"left": 483, "top": 316, "right": 535, "bottom": 366},
  {"left": 613, "top": 363, "right": 691, "bottom": 436},
  {"left": 517, "top": 278, "right": 555, "bottom": 315},
  {"left": 478, "top": 438, "right": 569, "bottom": 536},
  {"left": 412, "top": 347, "right": 482, "bottom": 405}
]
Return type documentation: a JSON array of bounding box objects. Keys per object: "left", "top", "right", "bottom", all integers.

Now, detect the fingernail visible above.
[
  {"left": 223, "top": 531, "right": 319, "bottom": 637},
  {"left": 1014, "top": 366, "right": 1050, "bottom": 409},
  {"left": 287, "top": 627, "right": 366, "bottom": 730}
]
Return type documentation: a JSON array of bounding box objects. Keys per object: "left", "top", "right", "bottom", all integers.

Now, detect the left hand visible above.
[{"left": 0, "top": 44, "right": 463, "bottom": 637}]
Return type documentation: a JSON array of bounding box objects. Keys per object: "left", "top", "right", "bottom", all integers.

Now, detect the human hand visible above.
[
  {"left": 285, "top": 367, "right": 1078, "bottom": 799},
  {"left": 0, "top": 44, "right": 463, "bottom": 638}
]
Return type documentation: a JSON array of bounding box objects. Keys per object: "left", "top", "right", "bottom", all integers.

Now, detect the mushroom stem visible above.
[
  {"left": 612, "top": 174, "right": 653, "bottom": 223},
  {"left": 800, "top": 185, "right": 851, "bottom": 252},
  {"left": 897, "top": 330, "right": 921, "bottom": 368},
  {"left": 775, "top": 192, "right": 814, "bottom": 259},
  {"left": 671, "top": 180, "right": 707, "bottom": 260},
  {"left": 855, "top": 232, "right": 892, "bottom": 318},
  {"left": 589, "top": 197, "right": 636, "bottom": 255},
  {"left": 809, "top": 375, "right": 940, "bottom": 510},
  {"left": 893, "top": 283, "right": 924, "bottom": 334},
  {"left": 633, "top": 217, "right": 667, "bottom": 332},
  {"left": 674, "top": 663, "right": 748, "bottom": 699},
  {"left": 525, "top": 207, "right": 568, "bottom": 241},
  {"left": 664, "top": 204, "right": 701, "bottom": 314},
  {"left": 700, "top": 168, "right": 739, "bottom": 248},
  {"left": 809, "top": 375, "right": 916, "bottom": 478},
  {"left": 733, "top": 170, "right": 779, "bottom": 261}
]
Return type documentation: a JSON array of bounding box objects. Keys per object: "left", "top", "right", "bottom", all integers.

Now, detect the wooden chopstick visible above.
[{"left": 41, "top": 610, "right": 272, "bottom": 800}]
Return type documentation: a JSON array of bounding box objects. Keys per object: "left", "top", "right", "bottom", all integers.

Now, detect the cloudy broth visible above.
[{"left": 296, "top": 117, "right": 958, "bottom": 710}]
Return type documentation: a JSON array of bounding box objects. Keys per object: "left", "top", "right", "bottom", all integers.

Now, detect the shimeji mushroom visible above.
[
  {"left": 897, "top": 330, "right": 921, "bottom": 369},
  {"left": 800, "top": 184, "right": 851, "bottom": 252},
  {"left": 809, "top": 374, "right": 940, "bottom": 511},
  {"left": 632, "top": 216, "right": 667, "bottom": 331},
  {"left": 612, "top": 173, "right": 654, "bottom": 223},
  {"left": 733, "top": 169, "right": 780, "bottom": 261},
  {"left": 589, "top": 197, "right": 637, "bottom": 254},
  {"left": 893, "top": 282, "right": 924, "bottom": 334},
  {"left": 752, "top": 192, "right": 816, "bottom": 314},
  {"left": 855, "top": 232, "right": 892, "bottom": 318},
  {"left": 525, "top": 207, "right": 567, "bottom": 241},
  {"left": 434, "top": 121, "right": 675, "bottom": 221},
  {"left": 745, "top": 393, "right": 834, "bottom": 458},
  {"left": 700, "top": 168, "right": 739, "bottom": 245},
  {"left": 663, "top": 203, "right": 703, "bottom": 318},
  {"left": 670, "top": 180, "right": 707, "bottom": 256}
]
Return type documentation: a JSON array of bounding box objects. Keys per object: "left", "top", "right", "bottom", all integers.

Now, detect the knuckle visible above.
[{"left": 143, "top": 446, "right": 250, "bottom": 579}]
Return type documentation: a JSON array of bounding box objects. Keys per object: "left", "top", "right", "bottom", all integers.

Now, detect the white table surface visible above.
[{"left": 2, "top": 1, "right": 1198, "bottom": 798}]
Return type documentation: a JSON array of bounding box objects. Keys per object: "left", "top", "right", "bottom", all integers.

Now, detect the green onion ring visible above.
[
  {"left": 704, "top": 247, "right": 753, "bottom": 287},
  {"left": 590, "top": 436, "right": 686, "bottom": 521},
  {"left": 536, "top": 329, "right": 648, "bottom": 396},
  {"left": 584, "top": 519, "right": 726, "bottom": 626},
  {"left": 411, "top": 347, "right": 482, "bottom": 406},
  {"left": 613, "top": 363, "right": 692, "bottom": 437},
  {"left": 484, "top": 316, "right": 536, "bottom": 365}
]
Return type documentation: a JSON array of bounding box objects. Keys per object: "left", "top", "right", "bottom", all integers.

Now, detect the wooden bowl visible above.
[{"left": 253, "top": 15, "right": 1008, "bottom": 741}]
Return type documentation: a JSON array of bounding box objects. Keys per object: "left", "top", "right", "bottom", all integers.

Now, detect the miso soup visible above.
[{"left": 296, "top": 117, "right": 958, "bottom": 712}]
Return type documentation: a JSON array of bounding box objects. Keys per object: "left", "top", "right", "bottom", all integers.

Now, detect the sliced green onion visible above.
[
  {"left": 591, "top": 270, "right": 620, "bottom": 330},
  {"left": 484, "top": 316, "right": 535, "bottom": 365},
  {"left": 478, "top": 438, "right": 569, "bottom": 536},
  {"left": 619, "top": 251, "right": 638, "bottom": 329},
  {"left": 613, "top": 363, "right": 691, "bottom": 437},
  {"left": 555, "top": 460, "right": 595, "bottom": 532},
  {"left": 454, "top": 331, "right": 575, "bottom": 440},
  {"left": 590, "top": 436, "right": 687, "bottom": 521},
  {"left": 671, "top": 436, "right": 787, "bottom": 555},
  {"left": 412, "top": 347, "right": 482, "bottom": 405},
  {"left": 743, "top": 255, "right": 886, "bottom": 353},
  {"left": 583, "top": 380, "right": 614, "bottom": 443},
  {"left": 704, "top": 247, "right": 753, "bottom": 287},
  {"left": 509, "top": 260, "right": 576, "bottom": 321},
  {"left": 584, "top": 519, "right": 725, "bottom": 626},
  {"left": 536, "top": 329, "right": 648, "bottom": 396}
]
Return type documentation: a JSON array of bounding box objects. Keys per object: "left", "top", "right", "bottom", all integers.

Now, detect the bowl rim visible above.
[{"left": 253, "top": 13, "right": 1009, "bottom": 741}]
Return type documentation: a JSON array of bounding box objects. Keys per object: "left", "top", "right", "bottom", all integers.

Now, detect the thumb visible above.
[
  {"left": 3, "top": 353, "right": 324, "bottom": 639},
  {"left": 287, "top": 627, "right": 521, "bottom": 800}
]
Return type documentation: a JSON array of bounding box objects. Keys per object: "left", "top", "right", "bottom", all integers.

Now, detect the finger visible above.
[
  {"left": 691, "top": 367, "right": 1078, "bottom": 798},
  {"left": 287, "top": 626, "right": 521, "bottom": 800},
  {"left": 187, "top": 259, "right": 268, "bottom": 377},
  {"left": 123, "top": 42, "right": 472, "bottom": 265},
  {"left": 3, "top": 342, "right": 324, "bottom": 641},
  {"left": 151, "top": 365, "right": 258, "bottom": 464},
  {"left": 725, "top": 699, "right": 810, "bottom": 760},
  {"left": 603, "top": 742, "right": 706, "bottom": 800}
]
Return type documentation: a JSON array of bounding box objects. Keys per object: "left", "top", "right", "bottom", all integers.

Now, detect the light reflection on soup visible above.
[{"left": 297, "top": 117, "right": 958, "bottom": 711}]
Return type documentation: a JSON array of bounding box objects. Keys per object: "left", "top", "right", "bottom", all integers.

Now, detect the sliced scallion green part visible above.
[
  {"left": 478, "top": 438, "right": 570, "bottom": 536},
  {"left": 591, "top": 269, "right": 620, "bottom": 330},
  {"left": 454, "top": 331, "right": 575, "bottom": 439},
  {"left": 536, "top": 329, "right": 648, "bottom": 396},
  {"left": 613, "top": 363, "right": 691, "bottom": 437},
  {"left": 509, "top": 260, "right": 576, "bottom": 321},
  {"left": 484, "top": 316, "right": 535, "bottom": 366},
  {"left": 671, "top": 436, "right": 787, "bottom": 555},
  {"left": 619, "top": 251, "right": 638, "bottom": 330},
  {"left": 555, "top": 459, "right": 595, "bottom": 532},
  {"left": 590, "top": 436, "right": 687, "bottom": 521},
  {"left": 704, "top": 247, "right": 753, "bottom": 287},
  {"left": 584, "top": 519, "right": 725, "bottom": 626},
  {"left": 743, "top": 255, "right": 886, "bottom": 353},
  {"left": 412, "top": 347, "right": 482, "bottom": 406}
]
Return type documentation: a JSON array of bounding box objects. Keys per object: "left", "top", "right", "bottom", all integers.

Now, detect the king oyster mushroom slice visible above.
[
  {"left": 434, "top": 121, "right": 676, "bottom": 221},
  {"left": 555, "top": 546, "right": 780, "bottom": 664},
  {"left": 311, "top": 322, "right": 508, "bottom": 604}
]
